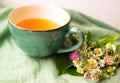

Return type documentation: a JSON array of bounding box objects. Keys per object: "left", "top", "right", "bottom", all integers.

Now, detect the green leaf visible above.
[
  {"left": 53, "top": 53, "right": 72, "bottom": 75},
  {"left": 116, "top": 44, "right": 120, "bottom": 52},
  {"left": 64, "top": 65, "right": 83, "bottom": 76},
  {"left": 53, "top": 53, "right": 83, "bottom": 76},
  {"left": 98, "top": 34, "right": 119, "bottom": 45},
  {"left": 86, "top": 31, "right": 93, "bottom": 44},
  {"left": 80, "top": 55, "right": 88, "bottom": 67},
  {"left": 102, "top": 72, "right": 109, "bottom": 79},
  {"left": 86, "top": 31, "right": 92, "bottom": 41}
]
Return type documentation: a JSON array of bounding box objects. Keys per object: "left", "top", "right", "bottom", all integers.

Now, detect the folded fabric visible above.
[
  {"left": 0, "top": 6, "right": 120, "bottom": 83},
  {"left": 0, "top": 6, "right": 12, "bottom": 40}
]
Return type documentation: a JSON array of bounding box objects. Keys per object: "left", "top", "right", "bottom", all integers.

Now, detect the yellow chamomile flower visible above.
[
  {"left": 88, "top": 58, "right": 98, "bottom": 69},
  {"left": 106, "top": 43, "right": 116, "bottom": 52},
  {"left": 94, "top": 48, "right": 103, "bottom": 56},
  {"left": 76, "top": 67, "right": 84, "bottom": 74},
  {"left": 73, "top": 60, "right": 80, "bottom": 68}
]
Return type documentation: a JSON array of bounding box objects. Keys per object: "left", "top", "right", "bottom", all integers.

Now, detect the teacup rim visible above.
[{"left": 8, "top": 4, "right": 71, "bottom": 32}]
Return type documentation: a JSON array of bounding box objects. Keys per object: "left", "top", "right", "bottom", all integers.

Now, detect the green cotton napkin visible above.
[
  {"left": 0, "top": 6, "right": 12, "bottom": 40},
  {"left": 0, "top": 6, "right": 120, "bottom": 83}
]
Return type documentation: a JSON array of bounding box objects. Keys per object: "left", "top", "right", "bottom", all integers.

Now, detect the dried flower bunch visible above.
[{"left": 69, "top": 32, "right": 120, "bottom": 81}]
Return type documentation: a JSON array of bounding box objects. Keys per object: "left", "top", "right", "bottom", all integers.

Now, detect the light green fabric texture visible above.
[{"left": 0, "top": 6, "right": 120, "bottom": 83}]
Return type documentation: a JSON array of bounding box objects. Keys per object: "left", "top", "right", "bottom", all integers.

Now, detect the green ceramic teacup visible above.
[{"left": 8, "top": 5, "right": 83, "bottom": 57}]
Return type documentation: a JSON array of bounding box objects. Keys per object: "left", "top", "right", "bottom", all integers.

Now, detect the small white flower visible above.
[
  {"left": 94, "top": 48, "right": 103, "bottom": 56},
  {"left": 73, "top": 60, "right": 80, "bottom": 68},
  {"left": 99, "top": 60, "right": 105, "bottom": 67},
  {"left": 106, "top": 43, "right": 116, "bottom": 52},
  {"left": 76, "top": 67, "right": 84, "bottom": 74}
]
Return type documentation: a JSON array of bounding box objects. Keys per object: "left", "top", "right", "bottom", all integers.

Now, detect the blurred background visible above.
[{"left": 0, "top": 0, "right": 120, "bottom": 30}]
